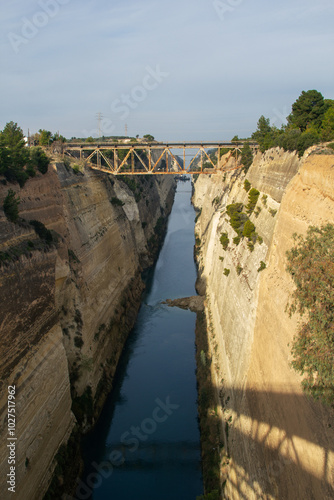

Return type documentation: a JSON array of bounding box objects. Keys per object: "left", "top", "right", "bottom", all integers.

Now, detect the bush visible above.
[
  {"left": 257, "top": 261, "right": 266, "bottom": 272},
  {"left": 244, "top": 179, "right": 251, "bottom": 192},
  {"left": 254, "top": 206, "right": 262, "bottom": 218},
  {"left": 296, "top": 131, "right": 320, "bottom": 157},
  {"left": 220, "top": 232, "right": 229, "bottom": 250},
  {"left": 29, "top": 220, "right": 53, "bottom": 244},
  {"left": 3, "top": 189, "right": 20, "bottom": 222},
  {"left": 29, "top": 147, "right": 50, "bottom": 174},
  {"left": 223, "top": 268, "right": 230, "bottom": 276},
  {"left": 243, "top": 220, "right": 255, "bottom": 238},
  {"left": 236, "top": 264, "right": 243, "bottom": 275},
  {"left": 286, "top": 224, "right": 334, "bottom": 406},
  {"left": 241, "top": 142, "right": 253, "bottom": 172},
  {"left": 72, "top": 164, "right": 80, "bottom": 174},
  {"left": 110, "top": 197, "right": 124, "bottom": 206},
  {"left": 246, "top": 188, "right": 260, "bottom": 215},
  {"left": 233, "top": 236, "right": 241, "bottom": 245},
  {"left": 226, "top": 203, "right": 247, "bottom": 235},
  {"left": 74, "top": 336, "right": 84, "bottom": 349}
]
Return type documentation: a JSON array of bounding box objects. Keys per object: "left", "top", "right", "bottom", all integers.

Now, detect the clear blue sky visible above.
[{"left": 1, "top": 0, "right": 333, "bottom": 141}]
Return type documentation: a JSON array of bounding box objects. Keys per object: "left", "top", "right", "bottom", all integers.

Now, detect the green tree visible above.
[
  {"left": 143, "top": 134, "right": 154, "bottom": 141},
  {"left": 242, "top": 219, "right": 255, "bottom": 238},
  {"left": 241, "top": 141, "right": 253, "bottom": 172},
  {"left": 252, "top": 115, "right": 271, "bottom": 143},
  {"left": 38, "top": 129, "right": 52, "bottom": 146},
  {"left": 3, "top": 189, "right": 20, "bottom": 223},
  {"left": 320, "top": 105, "right": 334, "bottom": 141},
  {"left": 0, "top": 122, "right": 29, "bottom": 186},
  {"left": 52, "top": 132, "right": 66, "bottom": 143},
  {"left": 246, "top": 188, "right": 260, "bottom": 214},
  {"left": 286, "top": 224, "right": 334, "bottom": 406},
  {"left": 29, "top": 147, "right": 50, "bottom": 174},
  {"left": 287, "top": 90, "right": 327, "bottom": 131},
  {"left": 1, "top": 121, "right": 25, "bottom": 148}
]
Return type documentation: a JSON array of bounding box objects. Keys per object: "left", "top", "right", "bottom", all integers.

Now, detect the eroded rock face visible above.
[
  {"left": 0, "top": 163, "right": 176, "bottom": 500},
  {"left": 193, "top": 149, "right": 334, "bottom": 499}
]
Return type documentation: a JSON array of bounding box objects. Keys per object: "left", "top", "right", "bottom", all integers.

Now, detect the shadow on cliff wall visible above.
[{"left": 214, "top": 385, "right": 334, "bottom": 499}]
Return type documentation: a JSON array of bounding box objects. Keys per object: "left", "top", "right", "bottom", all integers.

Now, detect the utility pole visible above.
[
  {"left": 96, "top": 112, "right": 103, "bottom": 140},
  {"left": 125, "top": 123, "right": 128, "bottom": 137}
]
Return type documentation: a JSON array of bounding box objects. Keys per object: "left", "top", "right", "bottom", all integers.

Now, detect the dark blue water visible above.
[{"left": 80, "top": 182, "right": 203, "bottom": 500}]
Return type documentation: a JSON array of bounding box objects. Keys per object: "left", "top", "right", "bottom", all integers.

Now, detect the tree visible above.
[
  {"left": 320, "top": 105, "right": 334, "bottom": 141},
  {"left": 251, "top": 116, "right": 277, "bottom": 152},
  {"left": 52, "top": 132, "right": 66, "bottom": 143},
  {"left": 286, "top": 224, "right": 334, "bottom": 406},
  {"left": 0, "top": 122, "right": 29, "bottom": 186},
  {"left": 1, "top": 121, "right": 25, "bottom": 148},
  {"left": 143, "top": 134, "right": 154, "bottom": 141},
  {"left": 29, "top": 147, "right": 50, "bottom": 174},
  {"left": 241, "top": 141, "right": 253, "bottom": 172},
  {"left": 38, "top": 129, "right": 52, "bottom": 146},
  {"left": 287, "top": 90, "right": 327, "bottom": 131},
  {"left": 3, "top": 189, "right": 20, "bottom": 223},
  {"left": 252, "top": 116, "right": 271, "bottom": 142}
]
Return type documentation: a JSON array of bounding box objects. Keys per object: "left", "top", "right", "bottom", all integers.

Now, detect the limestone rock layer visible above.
[
  {"left": 193, "top": 148, "right": 334, "bottom": 499},
  {"left": 0, "top": 163, "right": 176, "bottom": 500}
]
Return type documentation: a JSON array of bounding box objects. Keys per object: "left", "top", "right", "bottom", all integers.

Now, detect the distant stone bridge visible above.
[{"left": 63, "top": 141, "right": 258, "bottom": 175}]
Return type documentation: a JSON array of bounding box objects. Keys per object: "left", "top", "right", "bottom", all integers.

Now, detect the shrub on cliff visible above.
[
  {"left": 29, "top": 219, "right": 53, "bottom": 244},
  {"left": 29, "top": 147, "right": 50, "bottom": 174},
  {"left": 246, "top": 188, "right": 260, "bottom": 215},
  {"left": 110, "top": 196, "right": 125, "bottom": 206},
  {"left": 226, "top": 203, "right": 248, "bottom": 236},
  {"left": 243, "top": 179, "right": 251, "bottom": 192},
  {"left": 220, "top": 232, "right": 229, "bottom": 250},
  {"left": 241, "top": 142, "right": 253, "bottom": 172},
  {"left": 242, "top": 219, "right": 255, "bottom": 238},
  {"left": 0, "top": 122, "right": 29, "bottom": 186},
  {"left": 0, "top": 122, "right": 52, "bottom": 185},
  {"left": 286, "top": 224, "right": 334, "bottom": 406},
  {"left": 3, "top": 189, "right": 20, "bottom": 223}
]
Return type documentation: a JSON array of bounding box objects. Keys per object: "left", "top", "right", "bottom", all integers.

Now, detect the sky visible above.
[{"left": 1, "top": 0, "right": 333, "bottom": 141}]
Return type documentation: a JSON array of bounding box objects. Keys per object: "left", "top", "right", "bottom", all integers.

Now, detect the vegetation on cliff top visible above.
[
  {"left": 251, "top": 90, "right": 334, "bottom": 156},
  {"left": 286, "top": 224, "right": 334, "bottom": 407},
  {"left": 0, "top": 122, "right": 50, "bottom": 186}
]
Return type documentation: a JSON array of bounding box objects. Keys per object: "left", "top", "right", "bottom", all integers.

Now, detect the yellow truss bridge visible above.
[{"left": 63, "top": 141, "right": 258, "bottom": 175}]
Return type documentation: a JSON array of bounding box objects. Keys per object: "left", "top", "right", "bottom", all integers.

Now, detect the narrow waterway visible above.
[{"left": 81, "top": 181, "right": 203, "bottom": 500}]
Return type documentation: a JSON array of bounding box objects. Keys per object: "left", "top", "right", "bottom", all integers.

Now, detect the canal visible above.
[{"left": 81, "top": 180, "right": 203, "bottom": 499}]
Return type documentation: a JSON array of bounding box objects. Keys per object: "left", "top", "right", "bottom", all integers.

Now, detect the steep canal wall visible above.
[
  {"left": 0, "top": 162, "right": 176, "bottom": 499},
  {"left": 192, "top": 146, "right": 334, "bottom": 499}
]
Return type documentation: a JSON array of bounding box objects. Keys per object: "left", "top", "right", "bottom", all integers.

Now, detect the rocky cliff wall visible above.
[
  {"left": 193, "top": 147, "right": 334, "bottom": 499},
  {"left": 0, "top": 162, "right": 175, "bottom": 499}
]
